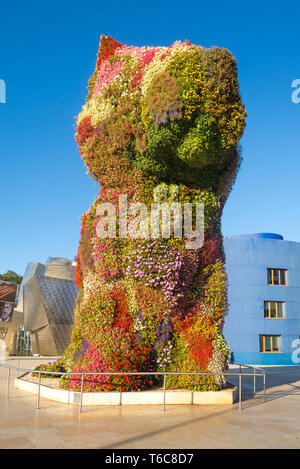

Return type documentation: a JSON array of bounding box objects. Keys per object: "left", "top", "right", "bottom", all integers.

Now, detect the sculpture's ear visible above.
[{"left": 96, "top": 35, "right": 123, "bottom": 71}]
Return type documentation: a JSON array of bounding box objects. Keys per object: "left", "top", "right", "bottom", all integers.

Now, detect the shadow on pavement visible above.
[{"left": 228, "top": 365, "right": 300, "bottom": 404}]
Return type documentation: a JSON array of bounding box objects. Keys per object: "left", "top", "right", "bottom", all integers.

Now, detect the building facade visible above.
[
  {"left": 223, "top": 233, "right": 300, "bottom": 365},
  {"left": 3, "top": 257, "right": 78, "bottom": 356},
  {"left": 22, "top": 257, "right": 78, "bottom": 356}
]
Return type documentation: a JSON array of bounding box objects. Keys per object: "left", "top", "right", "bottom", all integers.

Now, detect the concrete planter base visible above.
[{"left": 14, "top": 378, "right": 238, "bottom": 405}]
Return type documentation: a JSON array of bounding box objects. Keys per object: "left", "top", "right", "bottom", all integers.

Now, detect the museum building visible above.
[{"left": 223, "top": 233, "right": 300, "bottom": 365}]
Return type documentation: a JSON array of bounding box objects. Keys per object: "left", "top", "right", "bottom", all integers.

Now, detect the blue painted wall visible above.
[{"left": 223, "top": 233, "right": 300, "bottom": 365}]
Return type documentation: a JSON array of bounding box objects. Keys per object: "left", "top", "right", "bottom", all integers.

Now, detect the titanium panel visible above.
[{"left": 22, "top": 258, "right": 79, "bottom": 355}]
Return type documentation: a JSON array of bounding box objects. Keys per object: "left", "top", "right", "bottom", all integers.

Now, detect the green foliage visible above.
[
  {"left": 203, "top": 260, "right": 229, "bottom": 321},
  {"left": 134, "top": 121, "right": 183, "bottom": 178},
  {"left": 0, "top": 271, "right": 22, "bottom": 284},
  {"left": 32, "top": 360, "right": 66, "bottom": 379},
  {"left": 60, "top": 327, "right": 85, "bottom": 372},
  {"left": 145, "top": 70, "right": 183, "bottom": 125},
  {"left": 177, "top": 114, "right": 232, "bottom": 169}
]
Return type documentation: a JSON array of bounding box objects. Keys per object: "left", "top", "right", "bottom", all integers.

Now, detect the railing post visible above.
[
  {"left": 163, "top": 374, "right": 166, "bottom": 412},
  {"left": 36, "top": 372, "right": 41, "bottom": 409},
  {"left": 79, "top": 374, "right": 84, "bottom": 413},
  {"left": 239, "top": 373, "right": 242, "bottom": 412},
  {"left": 253, "top": 368, "right": 256, "bottom": 396},
  {"left": 6, "top": 366, "right": 10, "bottom": 399},
  {"left": 263, "top": 373, "right": 266, "bottom": 402}
]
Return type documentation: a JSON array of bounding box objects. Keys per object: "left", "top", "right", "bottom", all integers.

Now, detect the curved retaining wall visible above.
[{"left": 14, "top": 378, "right": 238, "bottom": 405}]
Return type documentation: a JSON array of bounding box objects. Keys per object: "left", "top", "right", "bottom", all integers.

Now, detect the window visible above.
[
  {"left": 260, "top": 335, "right": 280, "bottom": 352},
  {"left": 267, "top": 268, "right": 287, "bottom": 286},
  {"left": 264, "top": 301, "right": 285, "bottom": 318},
  {"left": 15, "top": 325, "right": 32, "bottom": 356}
]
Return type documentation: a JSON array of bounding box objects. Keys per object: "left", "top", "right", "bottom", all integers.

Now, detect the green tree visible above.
[{"left": 0, "top": 270, "right": 23, "bottom": 285}]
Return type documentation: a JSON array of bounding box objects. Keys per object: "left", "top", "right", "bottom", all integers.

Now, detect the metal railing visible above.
[{"left": 0, "top": 357, "right": 266, "bottom": 413}]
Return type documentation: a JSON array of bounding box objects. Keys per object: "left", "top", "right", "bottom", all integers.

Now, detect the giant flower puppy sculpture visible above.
[{"left": 62, "top": 35, "right": 246, "bottom": 392}]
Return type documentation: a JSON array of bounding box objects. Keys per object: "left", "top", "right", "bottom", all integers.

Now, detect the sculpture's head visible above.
[{"left": 76, "top": 35, "right": 246, "bottom": 200}]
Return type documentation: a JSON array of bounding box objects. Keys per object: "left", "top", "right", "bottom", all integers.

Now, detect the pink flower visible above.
[{"left": 92, "top": 59, "right": 123, "bottom": 98}]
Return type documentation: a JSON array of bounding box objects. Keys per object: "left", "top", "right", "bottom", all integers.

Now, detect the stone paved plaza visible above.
[{"left": 0, "top": 360, "right": 299, "bottom": 449}]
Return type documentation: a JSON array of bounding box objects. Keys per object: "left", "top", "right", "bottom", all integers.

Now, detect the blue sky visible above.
[{"left": 0, "top": 0, "right": 299, "bottom": 275}]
